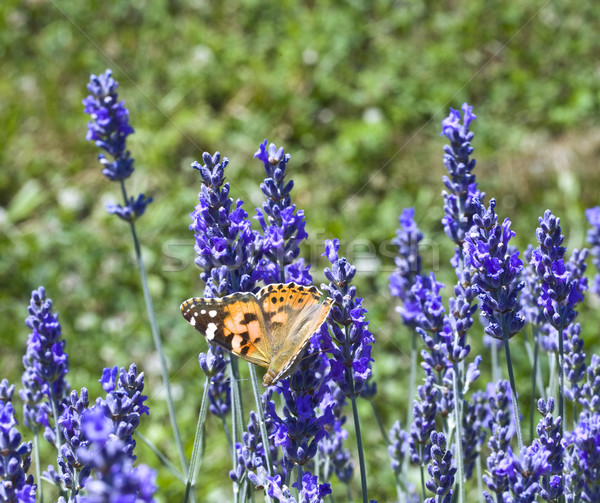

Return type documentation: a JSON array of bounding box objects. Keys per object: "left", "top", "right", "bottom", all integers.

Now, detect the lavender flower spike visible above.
[
  {"left": 254, "top": 140, "right": 310, "bottom": 285},
  {"left": 20, "top": 287, "right": 70, "bottom": 435},
  {"left": 0, "top": 387, "right": 37, "bottom": 502},
  {"left": 585, "top": 206, "right": 600, "bottom": 294},
  {"left": 424, "top": 431, "right": 456, "bottom": 503},
  {"left": 83, "top": 69, "right": 152, "bottom": 221},
  {"left": 77, "top": 410, "right": 157, "bottom": 503},
  {"left": 190, "top": 151, "right": 260, "bottom": 297},
  {"left": 389, "top": 207, "right": 423, "bottom": 306},
  {"left": 441, "top": 103, "right": 484, "bottom": 247},
  {"left": 463, "top": 199, "right": 525, "bottom": 341}
]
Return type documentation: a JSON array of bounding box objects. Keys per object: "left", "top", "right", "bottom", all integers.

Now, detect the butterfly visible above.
[{"left": 180, "top": 283, "right": 333, "bottom": 386}]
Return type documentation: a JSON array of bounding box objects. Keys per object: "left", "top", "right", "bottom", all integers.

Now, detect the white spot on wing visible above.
[
  {"left": 206, "top": 323, "right": 217, "bottom": 340},
  {"left": 209, "top": 310, "right": 217, "bottom": 318},
  {"left": 201, "top": 309, "right": 206, "bottom": 315},
  {"left": 189, "top": 317, "right": 196, "bottom": 326}
]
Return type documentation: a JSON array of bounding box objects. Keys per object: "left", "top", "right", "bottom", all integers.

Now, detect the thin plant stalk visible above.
[
  {"left": 476, "top": 454, "right": 483, "bottom": 503},
  {"left": 348, "top": 374, "right": 368, "bottom": 503},
  {"left": 529, "top": 327, "right": 543, "bottom": 442},
  {"left": 419, "top": 444, "right": 426, "bottom": 500},
  {"left": 402, "top": 330, "right": 417, "bottom": 476},
  {"left": 501, "top": 315, "right": 524, "bottom": 453},
  {"left": 184, "top": 377, "right": 210, "bottom": 503},
  {"left": 491, "top": 341, "right": 500, "bottom": 383},
  {"left": 221, "top": 417, "right": 233, "bottom": 455},
  {"left": 33, "top": 433, "right": 43, "bottom": 503},
  {"left": 247, "top": 364, "right": 274, "bottom": 476},
  {"left": 451, "top": 364, "right": 465, "bottom": 503},
  {"left": 135, "top": 431, "right": 185, "bottom": 483},
  {"left": 118, "top": 180, "right": 188, "bottom": 474},
  {"left": 557, "top": 321, "right": 565, "bottom": 439},
  {"left": 230, "top": 357, "right": 244, "bottom": 503}
]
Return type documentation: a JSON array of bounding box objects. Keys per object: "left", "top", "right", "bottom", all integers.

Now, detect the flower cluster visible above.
[
  {"left": 529, "top": 210, "right": 583, "bottom": 332},
  {"left": 440, "top": 103, "right": 485, "bottom": 248},
  {"left": 585, "top": 206, "right": 600, "bottom": 294},
  {"left": 463, "top": 199, "right": 525, "bottom": 340},
  {"left": 83, "top": 69, "right": 152, "bottom": 221},
  {"left": 97, "top": 364, "right": 149, "bottom": 457},
  {"left": 190, "top": 151, "right": 260, "bottom": 297},
  {"left": 269, "top": 338, "right": 333, "bottom": 469},
  {"left": 230, "top": 399, "right": 279, "bottom": 486},
  {"left": 0, "top": 384, "right": 36, "bottom": 503},
  {"left": 389, "top": 207, "right": 423, "bottom": 312},
  {"left": 254, "top": 140, "right": 310, "bottom": 285},
  {"left": 20, "top": 287, "right": 69, "bottom": 434},
  {"left": 264, "top": 469, "right": 331, "bottom": 503},
  {"left": 77, "top": 410, "right": 156, "bottom": 503},
  {"left": 198, "top": 348, "right": 230, "bottom": 417},
  {"left": 321, "top": 239, "right": 374, "bottom": 397},
  {"left": 409, "top": 376, "right": 438, "bottom": 464},
  {"left": 316, "top": 383, "right": 353, "bottom": 484},
  {"left": 424, "top": 431, "right": 456, "bottom": 503}
]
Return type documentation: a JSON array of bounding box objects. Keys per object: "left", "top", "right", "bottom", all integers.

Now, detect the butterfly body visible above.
[{"left": 180, "top": 283, "right": 333, "bottom": 386}]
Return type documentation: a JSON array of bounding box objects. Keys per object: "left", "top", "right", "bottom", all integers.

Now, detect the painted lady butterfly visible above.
[{"left": 180, "top": 283, "right": 333, "bottom": 386}]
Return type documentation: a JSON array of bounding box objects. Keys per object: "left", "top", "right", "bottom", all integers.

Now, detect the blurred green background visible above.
[{"left": 1, "top": 0, "right": 600, "bottom": 501}]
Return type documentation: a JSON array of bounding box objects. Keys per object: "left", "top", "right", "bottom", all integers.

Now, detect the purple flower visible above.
[
  {"left": 254, "top": 140, "right": 310, "bottom": 285},
  {"left": 77, "top": 412, "right": 156, "bottom": 503},
  {"left": 264, "top": 468, "right": 331, "bottom": 503},
  {"left": 496, "top": 443, "right": 551, "bottom": 503},
  {"left": 83, "top": 70, "right": 134, "bottom": 180},
  {"left": 19, "top": 287, "right": 70, "bottom": 434},
  {"left": 578, "top": 353, "right": 600, "bottom": 414},
  {"left": 530, "top": 210, "right": 583, "bottom": 331},
  {"left": 565, "top": 411, "right": 600, "bottom": 501},
  {"left": 409, "top": 376, "right": 438, "bottom": 464},
  {"left": 198, "top": 347, "right": 230, "bottom": 418},
  {"left": 389, "top": 207, "right": 423, "bottom": 309},
  {"left": 83, "top": 70, "right": 152, "bottom": 221},
  {"left": 45, "top": 388, "right": 92, "bottom": 493},
  {"left": 483, "top": 380, "right": 513, "bottom": 499},
  {"left": 268, "top": 338, "right": 333, "bottom": 468},
  {"left": 585, "top": 206, "right": 600, "bottom": 294},
  {"left": 95, "top": 364, "right": 149, "bottom": 457},
  {"left": 317, "top": 383, "right": 353, "bottom": 484},
  {"left": 440, "top": 103, "right": 485, "bottom": 247},
  {"left": 105, "top": 193, "right": 153, "bottom": 222},
  {"left": 564, "top": 323, "right": 586, "bottom": 404},
  {"left": 424, "top": 431, "right": 456, "bottom": 503},
  {"left": 462, "top": 390, "right": 488, "bottom": 480},
  {"left": 230, "top": 400, "right": 279, "bottom": 486},
  {"left": 0, "top": 393, "right": 36, "bottom": 502},
  {"left": 463, "top": 199, "right": 525, "bottom": 340},
  {"left": 321, "top": 239, "right": 374, "bottom": 397},
  {"left": 388, "top": 421, "right": 409, "bottom": 477},
  {"left": 190, "top": 151, "right": 260, "bottom": 297},
  {"left": 536, "top": 398, "right": 563, "bottom": 475}
]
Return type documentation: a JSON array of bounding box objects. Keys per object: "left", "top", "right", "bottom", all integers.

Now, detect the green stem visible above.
[
  {"left": 476, "top": 454, "right": 483, "bottom": 503},
  {"left": 419, "top": 444, "right": 426, "bottom": 500},
  {"left": 491, "top": 340, "right": 500, "bottom": 382},
  {"left": 402, "top": 331, "right": 418, "bottom": 473},
  {"left": 451, "top": 362, "right": 465, "bottom": 503},
  {"left": 557, "top": 322, "right": 565, "bottom": 440},
  {"left": 230, "top": 357, "right": 244, "bottom": 503},
  {"left": 118, "top": 180, "right": 188, "bottom": 474},
  {"left": 184, "top": 377, "right": 210, "bottom": 502},
  {"left": 248, "top": 364, "right": 274, "bottom": 476},
  {"left": 221, "top": 417, "right": 233, "bottom": 456},
  {"left": 33, "top": 432, "right": 43, "bottom": 503},
  {"left": 135, "top": 431, "right": 185, "bottom": 483},
  {"left": 501, "top": 316, "right": 524, "bottom": 453},
  {"left": 529, "top": 327, "right": 541, "bottom": 442},
  {"left": 348, "top": 378, "right": 368, "bottom": 503}
]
